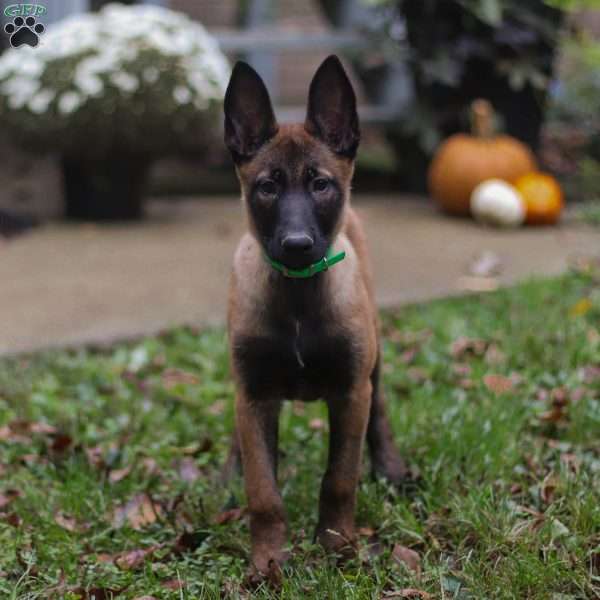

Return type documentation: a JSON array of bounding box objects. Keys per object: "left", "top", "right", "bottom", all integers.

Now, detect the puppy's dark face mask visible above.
[{"left": 223, "top": 56, "right": 360, "bottom": 271}]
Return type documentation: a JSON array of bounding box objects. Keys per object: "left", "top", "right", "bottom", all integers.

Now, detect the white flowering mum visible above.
[{"left": 0, "top": 3, "right": 230, "bottom": 157}]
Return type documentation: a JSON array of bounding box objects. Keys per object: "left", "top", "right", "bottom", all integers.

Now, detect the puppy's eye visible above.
[
  {"left": 313, "top": 178, "right": 330, "bottom": 193},
  {"left": 258, "top": 180, "right": 277, "bottom": 196}
]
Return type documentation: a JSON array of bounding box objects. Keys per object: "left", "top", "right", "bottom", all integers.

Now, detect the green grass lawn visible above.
[{"left": 1, "top": 271, "right": 599, "bottom": 599}]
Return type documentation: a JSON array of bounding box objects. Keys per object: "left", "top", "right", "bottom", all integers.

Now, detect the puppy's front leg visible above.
[
  {"left": 317, "top": 381, "right": 371, "bottom": 554},
  {"left": 236, "top": 393, "right": 287, "bottom": 573}
]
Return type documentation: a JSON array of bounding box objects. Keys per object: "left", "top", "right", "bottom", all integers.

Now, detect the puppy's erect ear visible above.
[
  {"left": 305, "top": 55, "right": 360, "bottom": 158},
  {"left": 224, "top": 62, "right": 278, "bottom": 163}
]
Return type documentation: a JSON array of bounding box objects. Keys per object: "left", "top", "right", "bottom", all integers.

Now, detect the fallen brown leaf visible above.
[
  {"left": 450, "top": 337, "right": 488, "bottom": 359},
  {"left": 483, "top": 374, "right": 514, "bottom": 395},
  {"left": 162, "top": 579, "right": 185, "bottom": 591},
  {"left": 1, "top": 420, "right": 57, "bottom": 442},
  {"left": 1, "top": 512, "right": 22, "bottom": 527},
  {"left": 111, "top": 493, "right": 163, "bottom": 530},
  {"left": 29, "top": 422, "right": 59, "bottom": 435},
  {"left": 391, "top": 544, "right": 421, "bottom": 574},
  {"left": 538, "top": 408, "right": 566, "bottom": 423},
  {"left": 215, "top": 507, "right": 246, "bottom": 525},
  {"left": 69, "top": 586, "right": 124, "bottom": 600},
  {"left": 161, "top": 367, "right": 200, "bottom": 389},
  {"left": 510, "top": 483, "right": 522, "bottom": 496},
  {"left": 20, "top": 453, "right": 47, "bottom": 467},
  {"left": 55, "top": 511, "right": 90, "bottom": 533},
  {"left": 509, "top": 507, "right": 546, "bottom": 539},
  {"left": 0, "top": 489, "right": 22, "bottom": 509},
  {"left": 538, "top": 389, "right": 571, "bottom": 424},
  {"left": 50, "top": 433, "right": 74, "bottom": 453},
  {"left": 109, "top": 466, "right": 132, "bottom": 484},
  {"left": 0, "top": 422, "right": 31, "bottom": 444},
  {"left": 95, "top": 553, "right": 114, "bottom": 564},
  {"left": 114, "top": 545, "right": 160, "bottom": 570},
  {"left": 383, "top": 589, "right": 432, "bottom": 599}
]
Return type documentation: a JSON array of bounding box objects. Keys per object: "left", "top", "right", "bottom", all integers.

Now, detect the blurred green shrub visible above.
[
  {"left": 543, "top": 34, "right": 600, "bottom": 201},
  {"left": 551, "top": 37, "right": 600, "bottom": 128},
  {"left": 544, "top": 0, "right": 599, "bottom": 8},
  {"left": 359, "top": 0, "right": 565, "bottom": 190},
  {"left": 0, "top": 4, "right": 230, "bottom": 159}
]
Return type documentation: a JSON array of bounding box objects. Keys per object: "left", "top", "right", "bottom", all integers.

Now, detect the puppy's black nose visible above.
[{"left": 281, "top": 233, "right": 314, "bottom": 252}]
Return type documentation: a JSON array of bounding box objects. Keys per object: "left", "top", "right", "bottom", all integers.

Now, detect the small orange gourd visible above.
[
  {"left": 428, "top": 99, "right": 537, "bottom": 215},
  {"left": 514, "top": 172, "right": 564, "bottom": 225}
]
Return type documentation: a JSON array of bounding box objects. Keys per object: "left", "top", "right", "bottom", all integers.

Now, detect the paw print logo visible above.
[{"left": 4, "top": 16, "right": 45, "bottom": 48}]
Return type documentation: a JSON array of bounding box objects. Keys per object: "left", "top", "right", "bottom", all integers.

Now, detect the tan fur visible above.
[
  {"left": 224, "top": 75, "right": 406, "bottom": 579},
  {"left": 229, "top": 125, "right": 377, "bottom": 373}
]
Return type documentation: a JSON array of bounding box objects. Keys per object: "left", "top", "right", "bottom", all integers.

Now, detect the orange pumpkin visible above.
[
  {"left": 514, "top": 172, "right": 564, "bottom": 225},
  {"left": 428, "top": 99, "right": 537, "bottom": 215}
]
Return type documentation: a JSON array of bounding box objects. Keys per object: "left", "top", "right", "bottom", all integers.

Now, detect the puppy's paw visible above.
[
  {"left": 372, "top": 455, "right": 420, "bottom": 490},
  {"left": 373, "top": 455, "right": 408, "bottom": 484},
  {"left": 316, "top": 527, "right": 357, "bottom": 562},
  {"left": 246, "top": 549, "right": 289, "bottom": 588}
]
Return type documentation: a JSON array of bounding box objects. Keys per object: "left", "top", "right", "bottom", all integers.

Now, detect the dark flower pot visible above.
[{"left": 62, "top": 155, "right": 152, "bottom": 221}]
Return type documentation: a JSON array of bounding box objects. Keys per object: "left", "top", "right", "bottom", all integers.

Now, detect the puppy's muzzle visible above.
[{"left": 281, "top": 233, "right": 315, "bottom": 253}]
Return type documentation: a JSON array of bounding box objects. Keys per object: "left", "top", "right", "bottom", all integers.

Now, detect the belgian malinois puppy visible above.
[{"left": 224, "top": 55, "right": 407, "bottom": 576}]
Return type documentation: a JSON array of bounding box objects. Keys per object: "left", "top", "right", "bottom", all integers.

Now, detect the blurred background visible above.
[{"left": 0, "top": 0, "right": 599, "bottom": 354}]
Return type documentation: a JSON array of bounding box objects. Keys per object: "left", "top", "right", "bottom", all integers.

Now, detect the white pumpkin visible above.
[{"left": 470, "top": 179, "right": 526, "bottom": 228}]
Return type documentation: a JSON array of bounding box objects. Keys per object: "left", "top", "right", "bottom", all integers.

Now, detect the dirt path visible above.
[{"left": 1, "top": 196, "right": 598, "bottom": 355}]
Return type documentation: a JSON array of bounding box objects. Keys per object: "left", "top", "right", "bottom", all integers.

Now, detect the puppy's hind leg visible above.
[{"left": 366, "top": 354, "right": 409, "bottom": 485}]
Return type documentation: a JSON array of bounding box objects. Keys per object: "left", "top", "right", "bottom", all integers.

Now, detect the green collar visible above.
[{"left": 264, "top": 246, "right": 346, "bottom": 278}]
